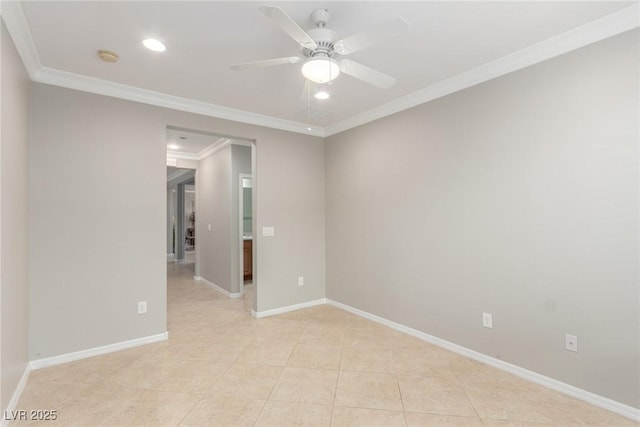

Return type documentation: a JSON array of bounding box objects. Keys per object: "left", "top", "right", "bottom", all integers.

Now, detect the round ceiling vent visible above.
[{"left": 97, "top": 49, "right": 119, "bottom": 63}]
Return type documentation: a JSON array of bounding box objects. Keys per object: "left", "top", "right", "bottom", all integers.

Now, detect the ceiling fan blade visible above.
[
  {"left": 339, "top": 59, "right": 396, "bottom": 89},
  {"left": 230, "top": 56, "right": 301, "bottom": 70},
  {"left": 334, "top": 17, "right": 410, "bottom": 55},
  {"left": 259, "top": 5, "right": 317, "bottom": 50}
]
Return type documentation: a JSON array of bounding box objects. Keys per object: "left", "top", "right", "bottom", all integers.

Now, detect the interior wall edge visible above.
[{"left": 0, "top": 365, "right": 30, "bottom": 427}]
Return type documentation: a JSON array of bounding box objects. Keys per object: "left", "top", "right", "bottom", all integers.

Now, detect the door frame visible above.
[{"left": 238, "top": 173, "right": 252, "bottom": 295}]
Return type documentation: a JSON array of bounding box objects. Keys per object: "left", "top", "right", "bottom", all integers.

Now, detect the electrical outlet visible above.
[
  {"left": 138, "top": 301, "right": 147, "bottom": 314},
  {"left": 297, "top": 276, "right": 304, "bottom": 287},
  {"left": 482, "top": 312, "right": 493, "bottom": 328},
  {"left": 565, "top": 334, "right": 578, "bottom": 352}
]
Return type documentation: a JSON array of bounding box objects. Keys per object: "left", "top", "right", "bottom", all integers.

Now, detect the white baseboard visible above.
[
  {"left": 29, "top": 332, "right": 168, "bottom": 370},
  {"left": 1, "top": 364, "right": 31, "bottom": 427},
  {"left": 2, "top": 333, "right": 168, "bottom": 425},
  {"left": 252, "top": 298, "right": 327, "bottom": 318},
  {"left": 325, "top": 299, "right": 640, "bottom": 422},
  {"left": 194, "top": 276, "right": 242, "bottom": 298}
]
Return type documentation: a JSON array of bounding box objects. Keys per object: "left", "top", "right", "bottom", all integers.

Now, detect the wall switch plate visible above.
[
  {"left": 565, "top": 334, "right": 578, "bottom": 352},
  {"left": 207, "top": 224, "right": 212, "bottom": 232},
  {"left": 262, "top": 227, "right": 275, "bottom": 237},
  {"left": 482, "top": 312, "right": 493, "bottom": 328},
  {"left": 138, "top": 301, "right": 147, "bottom": 314},
  {"left": 297, "top": 276, "right": 304, "bottom": 286}
]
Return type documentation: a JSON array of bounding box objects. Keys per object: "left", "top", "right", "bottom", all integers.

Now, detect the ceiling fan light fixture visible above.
[
  {"left": 301, "top": 57, "right": 340, "bottom": 84},
  {"left": 314, "top": 90, "right": 330, "bottom": 100},
  {"left": 143, "top": 38, "right": 166, "bottom": 52}
]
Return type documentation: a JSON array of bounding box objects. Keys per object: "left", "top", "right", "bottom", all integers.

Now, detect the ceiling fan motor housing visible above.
[
  {"left": 303, "top": 27, "right": 339, "bottom": 59},
  {"left": 310, "top": 8, "right": 331, "bottom": 27},
  {"left": 230, "top": 5, "right": 402, "bottom": 90}
]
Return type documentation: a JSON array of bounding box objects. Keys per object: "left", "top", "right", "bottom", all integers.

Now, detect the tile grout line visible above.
[
  {"left": 328, "top": 334, "right": 346, "bottom": 426},
  {"left": 171, "top": 265, "right": 258, "bottom": 426},
  {"left": 253, "top": 319, "right": 308, "bottom": 425},
  {"left": 391, "top": 346, "right": 409, "bottom": 427},
  {"left": 450, "top": 360, "right": 483, "bottom": 422}
]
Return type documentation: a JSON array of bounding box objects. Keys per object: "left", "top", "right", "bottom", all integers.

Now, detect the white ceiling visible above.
[
  {"left": 166, "top": 127, "right": 227, "bottom": 156},
  {"left": 9, "top": 1, "right": 637, "bottom": 136}
]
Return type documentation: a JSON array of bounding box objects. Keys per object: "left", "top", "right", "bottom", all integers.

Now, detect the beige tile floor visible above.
[{"left": 12, "top": 261, "right": 638, "bottom": 426}]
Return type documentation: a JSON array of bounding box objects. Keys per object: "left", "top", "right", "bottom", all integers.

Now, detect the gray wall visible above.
[
  {"left": 196, "top": 144, "right": 251, "bottom": 294},
  {"left": 29, "top": 82, "right": 326, "bottom": 359},
  {"left": 257, "top": 134, "right": 326, "bottom": 310},
  {"left": 325, "top": 30, "right": 639, "bottom": 408},
  {"left": 196, "top": 137, "right": 325, "bottom": 307},
  {"left": 197, "top": 146, "right": 232, "bottom": 290},
  {"left": 30, "top": 84, "right": 168, "bottom": 359},
  {"left": 1, "top": 20, "right": 31, "bottom": 413}
]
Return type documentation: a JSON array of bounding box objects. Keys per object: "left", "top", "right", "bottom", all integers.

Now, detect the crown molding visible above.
[
  {"left": 197, "top": 138, "right": 231, "bottom": 160},
  {"left": 324, "top": 3, "right": 639, "bottom": 136},
  {"left": 3, "top": 1, "right": 637, "bottom": 139},
  {"left": 1, "top": 0, "right": 42, "bottom": 77},
  {"left": 1, "top": 1, "right": 325, "bottom": 137},
  {"left": 35, "top": 66, "right": 327, "bottom": 137},
  {"left": 167, "top": 152, "right": 199, "bottom": 161},
  {"left": 167, "top": 137, "right": 252, "bottom": 162}
]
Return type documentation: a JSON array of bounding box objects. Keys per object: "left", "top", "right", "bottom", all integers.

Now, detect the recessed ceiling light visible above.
[
  {"left": 179, "top": 136, "right": 187, "bottom": 140},
  {"left": 306, "top": 127, "right": 312, "bottom": 131},
  {"left": 168, "top": 144, "right": 180, "bottom": 150},
  {"left": 314, "top": 90, "right": 330, "bottom": 100},
  {"left": 143, "top": 38, "right": 166, "bottom": 52}
]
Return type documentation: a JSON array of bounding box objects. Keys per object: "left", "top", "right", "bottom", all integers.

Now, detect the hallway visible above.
[{"left": 12, "top": 263, "right": 635, "bottom": 426}]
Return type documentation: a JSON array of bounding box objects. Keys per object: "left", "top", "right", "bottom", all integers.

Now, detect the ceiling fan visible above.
[{"left": 230, "top": 6, "right": 410, "bottom": 90}]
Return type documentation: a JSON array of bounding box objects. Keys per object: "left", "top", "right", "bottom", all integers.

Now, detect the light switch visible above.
[
  {"left": 262, "top": 227, "right": 275, "bottom": 237},
  {"left": 208, "top": 224, "right": 212, "bottom": 231},
  {"left": 138, "top": 301, "right": 147, "bottom": 314},
  {"left": 565, "top": 334, "right": 578, "bottom": 352},
  {"left": 482, "top": 312, "right": 492, "bottom": 328}
]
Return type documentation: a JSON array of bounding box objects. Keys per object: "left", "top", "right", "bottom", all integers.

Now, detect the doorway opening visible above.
[
  {"left": 239, "top": 174, "right": 253, "bottom": 297},
  {"left": 184, "top": 182, "right": 196, "bottom": 263},
  {"left": 166, "top": 125, "right": 256, "bottom": 312},
  {"left": 167, "top": 167, "right": 196, "bottom": 272}
]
